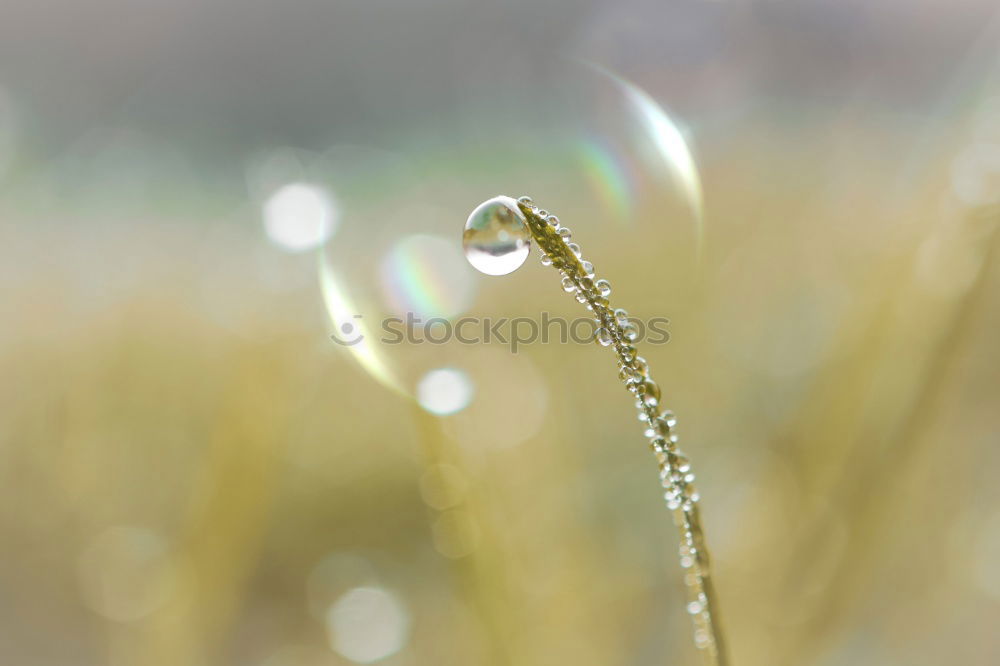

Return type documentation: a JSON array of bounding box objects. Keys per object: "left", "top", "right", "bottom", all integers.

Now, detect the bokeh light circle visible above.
[
  {"left": 326, "top": 586, "right": 410, "bottom": 663},
  {"left": 77, "top": 525, "right": 175, "bottom": 622},
  {"left": 263, "top": 182, "right": 338, "bottom": 252},
  {"left": 417, "top": 367, "right": 474, "bottom": 415}
]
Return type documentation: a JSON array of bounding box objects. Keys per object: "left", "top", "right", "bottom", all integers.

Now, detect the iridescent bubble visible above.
[
  {"left": 577, "top": 63, "right": 703, "bottom": 241},
  {"left": 326, "top": 586, "right": 410, "bottom": 663},
  {"left": 417, "top": 367, "right": 474, "bottom": 415},
  {"left": 462, "top": 196, "right": 531, "bottom": 276},
  {"left": 320, "top": 257, "right": 404, "bottom": 395},
  {"left": 506, "top": 61, "right": 703, "bottom": 267},
  {"left": 578, "top": 136, "right": 635, "bottom": 223},
  {"left": 380, "top": 234, "right": 476, "bottom": 320},
  {"left": 609, "top": 68, "right": 703, "bottom": 226},
  {"left": 263, "top": 183, "right": 338, "bottom": 252}
]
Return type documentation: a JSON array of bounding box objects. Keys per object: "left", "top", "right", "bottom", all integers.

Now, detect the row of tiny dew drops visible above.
[{"left": 515, "top": 195, "right": 724, "bottom": 662}]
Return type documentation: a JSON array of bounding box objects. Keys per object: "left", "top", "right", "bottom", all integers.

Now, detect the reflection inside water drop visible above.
[{"left": 462, "top": 196, "right": 531, "bottom": 276}]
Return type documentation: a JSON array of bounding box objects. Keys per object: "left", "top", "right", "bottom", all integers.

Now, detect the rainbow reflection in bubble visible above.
[
  {"left": 582, "top": 63, "right": 705, "bottom": 257},
  {"left": 379, "top": 234, "right": 476, "bottom": 321},
  {"left": 578, "top": 137, "right": 635, "bottom": 224}
]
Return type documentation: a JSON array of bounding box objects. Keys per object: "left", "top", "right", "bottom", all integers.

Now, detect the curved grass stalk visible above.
[{"left": 514, "top": 195, "right": 728, "bottom": 665}]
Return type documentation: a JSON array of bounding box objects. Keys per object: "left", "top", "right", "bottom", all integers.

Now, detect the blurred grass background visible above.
[{"left": 2, "top": 1, "right": 1000, "bottom": 665}]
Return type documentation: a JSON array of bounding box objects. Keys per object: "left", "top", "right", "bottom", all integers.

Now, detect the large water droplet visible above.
[{"left": 463, "top": 196, "right": 531, "bottom": 276}]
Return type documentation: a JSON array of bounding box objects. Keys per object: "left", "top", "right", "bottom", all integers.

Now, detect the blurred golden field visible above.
[{"left": 2, "top": 1, "right": 1000, "bottom": 665}]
